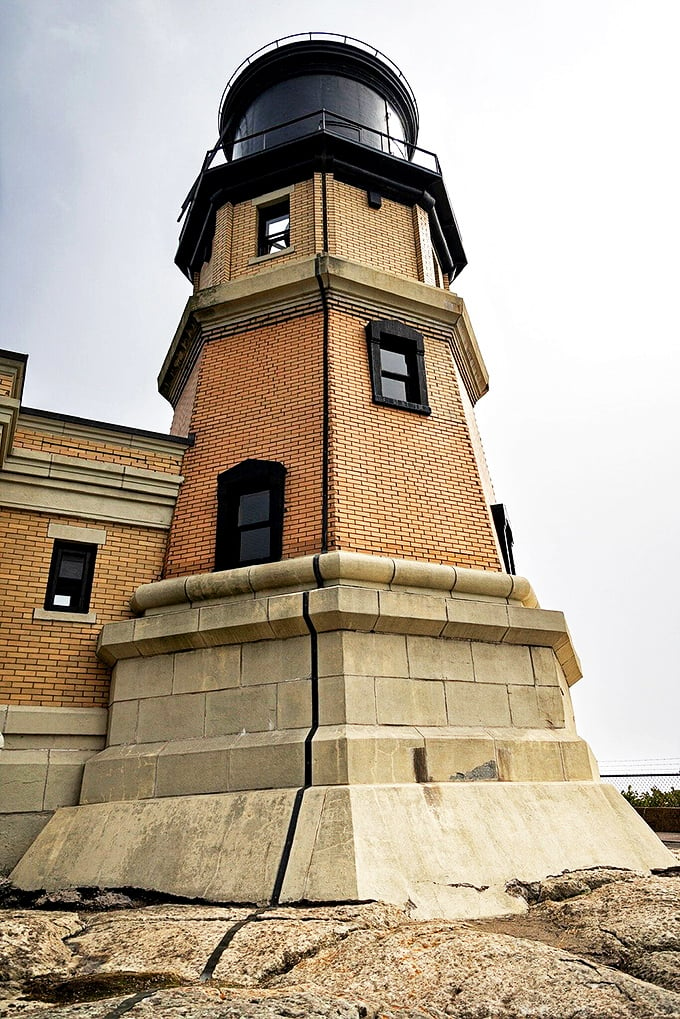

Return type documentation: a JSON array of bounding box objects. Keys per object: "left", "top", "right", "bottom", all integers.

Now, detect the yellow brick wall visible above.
[
  {"left": 326, "top": 305, "right": 501, "bottom": 570},
  {"left": 164, "top": 305, "right": 325, "bottom": 577},
  {"left": 327, "top": 178, "right": 421, "bottom": 281},
  {"left": 170, "top": 355, "right": 202, "bottom": 437},
  {"left": 12, "top": 424, "right": 182, "bottom": 474},
  {"left": 0, "top": 509, "right": 167, "bottom": 707}
]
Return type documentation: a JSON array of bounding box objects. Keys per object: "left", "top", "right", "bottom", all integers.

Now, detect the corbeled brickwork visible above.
[
  {"left": 0, "top": 509, "right": 167, "bottom": 708},
  {"left": 327, "top": 302, "right": 501, "bottom": 570},
  {"left": 164, "top": 305, "right": 325, "bottom": 577},
  {"left": 170, "top": 356, "right": 202, "bottom": 437}
]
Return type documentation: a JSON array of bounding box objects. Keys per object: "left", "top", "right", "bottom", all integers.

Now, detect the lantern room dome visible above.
[{"left": 218, "top": 34, "right": 419, "bottom": 161}]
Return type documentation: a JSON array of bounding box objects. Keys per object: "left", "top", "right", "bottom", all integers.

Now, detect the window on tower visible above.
[
  {"left": 44, "top": 540, "right": 97, "bottom": 613},
  {"left": 257, "top": 199, "right": 290, "bottom": 256},
  {"left": 366, "top": 319, "right": 431, "bottom": 415},
  {"left": 215, "top": 459, "right": 287, "bottom": 571}
]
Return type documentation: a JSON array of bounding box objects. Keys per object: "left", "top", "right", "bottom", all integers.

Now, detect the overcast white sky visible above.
[{"left": 1, "top": 0, "right": 679, "bottom": 769}]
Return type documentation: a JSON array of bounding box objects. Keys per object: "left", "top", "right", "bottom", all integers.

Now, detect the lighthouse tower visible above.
[{"left": 13, "top": 36, "right": 672, "bottom": 917}]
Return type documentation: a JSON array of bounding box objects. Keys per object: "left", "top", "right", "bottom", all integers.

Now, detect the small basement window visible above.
[
  {"left": 44, "top": 540, "right": 97, "bottom": 613},
  {"left": 258, "top": 199, "right": 290, "bottom": 256},
  {"left": 216, "top": 459, "right": 287, "bottom": 571},
  {"left": 366, "top": 319, "right": 431, "bottom": 414}
]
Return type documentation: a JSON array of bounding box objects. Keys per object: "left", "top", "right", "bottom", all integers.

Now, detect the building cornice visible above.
[
  {"left": 18, "top": 410, "right": 189, "bottom": 458},
  {"left": 0, "top": 448, "right": 183, "bottom": 529},
  {"left": 159, "top": 256, "right": 489, "bottom": 407}
]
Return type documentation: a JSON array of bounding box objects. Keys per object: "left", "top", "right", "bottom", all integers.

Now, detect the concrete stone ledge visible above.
[
  {"left": 80, "top": 730, "right": 308, "bottom": 804},
  {"left": 105, "top": 558, "right": 579, "bottom": 687},
  {"left": 128, "top": 552, "right": 538, "bottom": 613},
  {"left": 0, "top": 705, "right": 107, "bottom": 738},
  {"left": 12, "top": 783, "right": 674, "bottom": 918}
]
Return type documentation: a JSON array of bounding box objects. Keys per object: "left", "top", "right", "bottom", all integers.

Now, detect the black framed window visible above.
[
  {"left": 366, "top": 319, "right": 431, "bottom": 414},
  {"left": 491, "top": 503, "right": 516, "bottom": 575},
  {"left": 216, "top": 459, "right": 287, "bottom": 570},
  {"left": 257, "top": 199, "right": 290, "bottom": 256},
  {"left": 44, "top": 540, "right": 97, "bottom": 613}
]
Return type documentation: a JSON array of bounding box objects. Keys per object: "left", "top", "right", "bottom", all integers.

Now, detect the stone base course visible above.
[{"left": 11, "top": 782, "right": 676, "bottom": 919}]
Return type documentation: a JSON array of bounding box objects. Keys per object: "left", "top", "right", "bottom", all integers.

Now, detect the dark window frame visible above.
[
  {"left": 491, "top": 503, "right": 516, "bottom": 575},
  {"left": 366, "top": 319, "right": 431, "bottom": 415},
  {"left": 257, "top": 198, "right": 290, "bottom": 256},
  {"left": 215, "top": 459, "right": 287, "bottom": 571},
  {"left": 44, "top": 540, "right": 97, "bottom": 613}
]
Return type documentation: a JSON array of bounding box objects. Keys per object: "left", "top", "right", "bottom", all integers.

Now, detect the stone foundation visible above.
[{"left": 11, "top": 553, "right": 675, "bottom": 915}]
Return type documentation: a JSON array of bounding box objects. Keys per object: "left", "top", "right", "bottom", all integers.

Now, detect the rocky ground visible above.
[{"left": 1, "top": 859, "right": 679, "bottom": 1018}]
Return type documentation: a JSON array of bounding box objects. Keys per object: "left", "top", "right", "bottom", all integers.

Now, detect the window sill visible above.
[
  {"left": 33, "top": 608, "right": 97, "bottom": 624},
  {"left": 373, "top": 395, "right": 431, "bottom": 416},
  {"left": 248, "top": 246, "right": 295, "bottom": 266}
]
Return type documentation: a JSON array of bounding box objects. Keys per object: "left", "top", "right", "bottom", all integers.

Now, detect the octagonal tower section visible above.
[{"left": 12, "top": 36, "right": 674, "bottom": 917}]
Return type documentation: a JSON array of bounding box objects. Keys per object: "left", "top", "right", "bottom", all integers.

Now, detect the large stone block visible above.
[
  {"left": 205, "top": 685, "right": 277, "bottom": 736},
  {"left": 107, "top": 699, "right": 139, "bottom": 747},
  {"left": 537, "top": 685, "right": 567, "bottom": 729},
  {"left": 375, "top": 677, "right": 447, "bottom": 727},
  {"left": 0, "top": 811, "right": 52, "bottom": 874},
  {"left": 228, "top": 730, "right": 306, "bottom": 790},
  {"left": 173, "top": 644, "right": 241, "bottom": 694},
  {"left": 442, "top": 599, "right": 510, "bottom": 642},
  {"left": 11, "top": 783, "right": 675, "bottom": 919},
  {"left": 12, "top": 789, "right": 301, "bottom": 902},
  {"left": 112, "top": 655, "right": 173, "bottom": 702},
  {"left": 137, "top": 693, "right": 205, "bottom": 743},
  {"left": 317, "top": 675, "right": 377, "bottom": 725},
  {"left": 530, "top": 646, "right": 561, "bottom": 687},
  {"left": 423, "top": 733, "right": 497, "bottom": 782},
  {"left": 407, "top": 635, "right": 473, "bottom": 681},
  {"left": 267, "top": 592, "right": 309, "bottom": 638},
  {"left": 471, "top": 642, "right": 533, "bottom": 685},
  {"left": 277, "top": 679, "right": 312, "bottom": 730},
  {"left": 445, "top": 681, "right": 511, "bottom": 727},
  {"left": 198, "top": 599, "right": 273, "bottom": 646},
  {"left": 155, "top": 737, "right": 232, "bottom": 797},
  {"left": 80, "top": 744, "right": 163, "bottom": 803},
  {"left": 508, "top": 685, "right": 541, "bottom": 728},
  {"left": 560, "top": 739, "right": 597, "bottom": 780},
  {"left": 375, "top": 590, "right": 447, "bottom": 636},
  {"left": 308, "top": 585, "right": 379, "bottom": 632},
  {"left": 0, "top": 751, "right": 48, "bottom": 812},
  {"left": 495, "top": 738, "right": 564, "bottom": 781},
  {"left": 318, "top": 631, "right": 408, "bottom": 679},
  {"left": 43, "top": 751, "right": 92, "bottom": 809},
  {"left": 241, "top": 635, "right": 311, "bottom": 686},
  {"left": 133, "top": 608, "right": 201, "bottom": 656}
]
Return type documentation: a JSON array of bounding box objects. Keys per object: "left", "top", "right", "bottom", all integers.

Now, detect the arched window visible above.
[{"left": 215, "top": 459, "right": 286, "bottom": 571}]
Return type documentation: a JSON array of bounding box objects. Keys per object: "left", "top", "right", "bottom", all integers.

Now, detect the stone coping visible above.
[
  {"left": 99, "top": 556, "right": 581, "bottom": 685},
  {"left": 0, "top": 705, "right": 108, "bottom": 737},
  {"left": 131, "top": 552, "right": 537, "bottom": 613}
]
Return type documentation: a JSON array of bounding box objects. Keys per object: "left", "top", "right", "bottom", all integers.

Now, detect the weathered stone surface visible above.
[
  {"left": 2, "top": 873, "right": 680, "bottom": 1017},
  {"left": 477, "top": 868, "right": 680, "bottom": 994},
  {"left": 0, "top": 910, "right": 82, "bottom": 982}
]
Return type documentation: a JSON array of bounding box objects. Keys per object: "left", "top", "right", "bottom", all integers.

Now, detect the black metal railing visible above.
[{"left": 179, "top": 108, "right": 441, "bottom": 223}]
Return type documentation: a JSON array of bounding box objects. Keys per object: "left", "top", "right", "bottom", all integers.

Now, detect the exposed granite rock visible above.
[{"left": 1, "top": 871, "right": 679, "bottom": 1018}]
